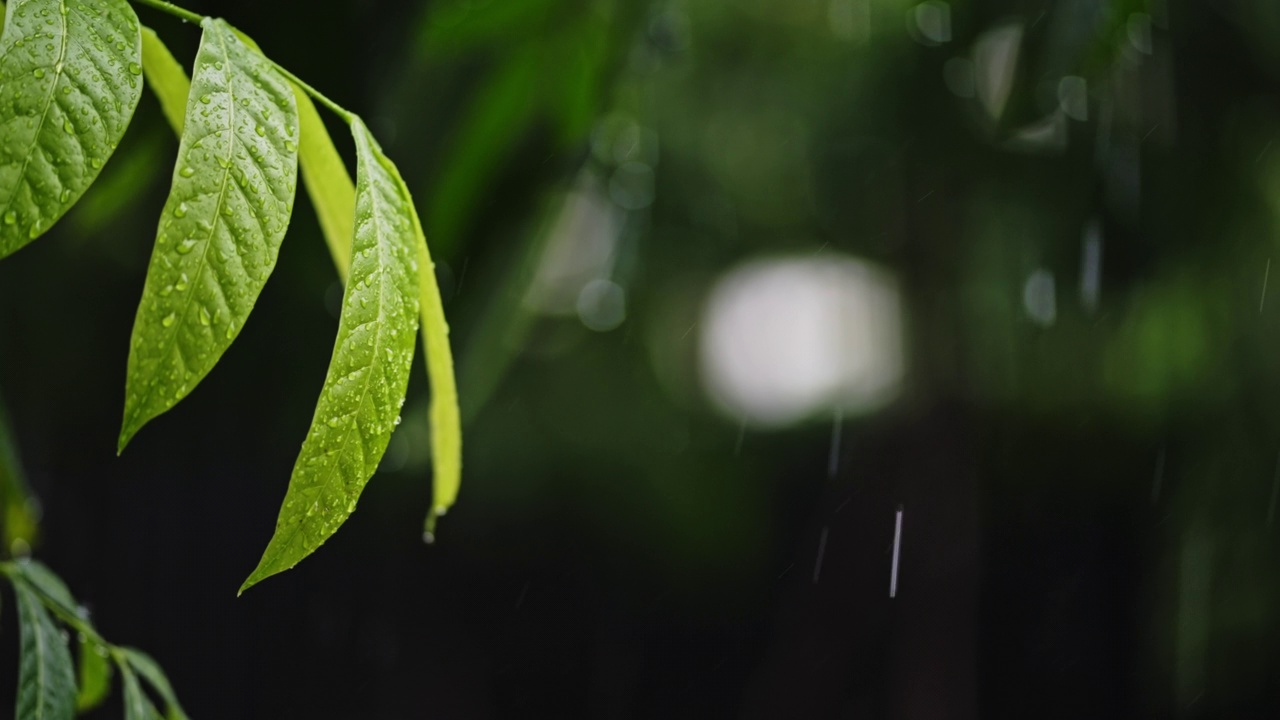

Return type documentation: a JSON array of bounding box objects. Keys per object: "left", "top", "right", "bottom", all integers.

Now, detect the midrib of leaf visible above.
[
  {"left": 257, "top": 148, "right": 395, "bottom": 570},
  {"left": 0, "top": 0, "right": 70, "bottom": 232},
  {"left": 120, "top": 25, "right": 243, "bottom": 447}
]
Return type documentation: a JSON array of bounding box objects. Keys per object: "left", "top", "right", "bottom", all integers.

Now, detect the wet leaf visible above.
[
  {"left": 241, "top": 118, "right": 420, "bottom": 592},
  {"left": 119, "top": 18, "right": 298, "bottom": 451},
  {"left": 13, "top": 579, "right": 75, "bottom": 720},
  {"left": 0, "top": 0, "right": 144, "bottom": 258}
]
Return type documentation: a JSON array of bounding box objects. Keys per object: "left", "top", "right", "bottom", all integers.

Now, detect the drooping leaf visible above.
[
  {"left": 295, "top": 86, "right": 355, "bottom": 280},
  {"left": 139, "top": 26, "right": 189, "bottom": 134},
  {"left": 0, "top": 0, "right": 145, "bottom": 259},
  {"left": 398, "top": 166, "right": 462, "bottom": 534},
  {"left": 119, "top": 647, "right": 188, "bottom": 720},
  {"left": 241, "top": 118, "right": 420, "bottom": 592},
  {"left": 118, "top": 661, "right": 161, "bottom": 720},
  {"left": 145, "top": 25, "right": 355, "bottom": 282},
  {"left": 75, "top": 635, "right": 112, "bottom": 713},
  {"left": 119, "top": 18, "right": 299, "bottom": 451},
  {"left": 13, "top": 579, "right": 76, "bottom": 720}
]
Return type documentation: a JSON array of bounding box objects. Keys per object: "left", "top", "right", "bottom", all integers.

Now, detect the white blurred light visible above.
[
  {"left": 1127, "top": 13, "right": 1153, "bottom": 54},
  {"left": 525, "top": 172, "right": 622, "bottom": 315},
  {"left": 910, "top": 1, "right": 952, "bottom": 46},
  {"left": 699, "top": 255, "right": 904, "bottom": 428},
  {"left": 1057, "top": 76, "right": 1089, "bottom": 121},
  {"left": 577, "top": 279, "right": 627, "bottom": 332},
  {"left": 973, "top": 22, "right": 1024, "bottom": 121},
  {"left": 1080, "top": 221, "right": 1103, "bottom": 313},
  {"left": 1022, "top": 269, "right": 1057, "bottom": 326}
]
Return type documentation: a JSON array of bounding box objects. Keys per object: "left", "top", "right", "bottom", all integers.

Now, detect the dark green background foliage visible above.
[{"left": 5, "top": 0, "right": 1280, "bottom": 716}]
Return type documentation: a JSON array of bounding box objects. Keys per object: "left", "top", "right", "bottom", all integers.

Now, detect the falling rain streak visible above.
[
  {"left": 813, "top": 526, "right": 829, "bottom": 584},
  {"left": 827, "top": 408, "right": 844, "bottom": 478},
  {"left": 889, "top": 506, "right": 903, "bottom": 598}
]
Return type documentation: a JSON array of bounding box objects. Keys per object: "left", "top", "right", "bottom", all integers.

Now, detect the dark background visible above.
[{"left": 5, "top": 0, "right": 1280, "bottom": 716}]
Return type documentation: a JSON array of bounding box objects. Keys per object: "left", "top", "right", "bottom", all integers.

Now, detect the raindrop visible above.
[
  {"left": 161, "top": 313, "right": 177, "bottom": 328},
  {"left": 3, "top": 211, "right": 15, "bottom": 225},
  {"left": 179, "top": 166, "right": 195, "bottom": 178},
  {"left": 173, "top": 202, "right": 188, "bottom": 218},
  {"left": 128, "top": 61, "right": 142, "bottom": 75}
]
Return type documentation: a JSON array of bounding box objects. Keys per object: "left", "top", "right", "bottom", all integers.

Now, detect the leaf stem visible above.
[
  {"left": 130, "top": 0, "right": 358, "bottom": 125},
  {"left": 269, "top": 63, "right": 357, "bottom": 125},
  {"left": 130, "top": 0, "right": 204, "bottom": 25}
]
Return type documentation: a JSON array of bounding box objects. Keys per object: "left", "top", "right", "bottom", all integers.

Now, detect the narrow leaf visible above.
[
  {"left": 241, "top": 118, "right": 420, "bottom": 592},
  {"left": 119, "top": 18, "right": 299, "bottom": 451},
  {"left": 0, "top": 0, "right": 145, "bottom": 258},
  {"left": 120, "top": 647, "right": 187, "bottom": 720},
  {"left": 75, "top": 635, "right": 112, "bottom": 713},
  {"left": 295, "top": 86, "right": 355, "bottom": 280},
  {"left": 117, "top": 661, "right": 161, "bottom": 720},
  {"left": 13, "top": 580, "right": 76, "bottom": 720},
  {"left": 139, "top": 26, "right": 189, "bottom": 134},
  {"left": 400, "top": 170, "right": 462, "bottom": 533}
]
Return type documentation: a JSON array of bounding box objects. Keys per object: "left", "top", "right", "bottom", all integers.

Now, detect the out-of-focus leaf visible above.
[
  {"left": 117, "top": 661, "right": 161, "bottom": 720},
  {"left": 75, "top": 636, "right": 112, "bottom": 713},
  {"left": 119, "top": 19, "right": 299, "bottom": 451},
  {"left": 119, "top": 647, "right": 188, "bottom": 720},
  {"left": 13, "top": 579, "right": 76, "bottom": 720},
  {"left": 0, "top": 0, "right": 144, "bottom": 258},
  {"left": 0, "top": 387, "right": 38, "bottom": 552},
  {"left": 416, "top": 0, "right": 563, "bottom": 59},
  {"left": 428, "top": 49, "right": 540, "bottom": 258},
  {"left": 67, "top": 133, "right": 164, "bottom": 234},
  {"left": 241, "top": 119, "right": 421, "bottom": 592}
]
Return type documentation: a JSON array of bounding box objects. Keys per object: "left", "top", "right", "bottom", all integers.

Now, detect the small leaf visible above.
[
  {"left": 0, "top": 0, "right": 145, "bottom": 259},
  {"left": 118, "top": 661, "right": 161, "bottom": 720},
  {"left": 241, "top": 118, "right": 420, "bottom": 592},
  {"left": 296, "top": 86, "right": 355, "bottom": 280},
  {"left": 13, "top": 580, "right": 76, "bottom": 720},
  {"left": 0, "top": 385, "right": 39, "bottom": 553},
  {"left": 119, "top": 647, "right": 188, "bottom": 720},
  {"left": 140, "top": 26, "right": 190, "bottom": 134},
  {"left": 10, "top": 559, "right": 77, "bottom": 618},
  {"left": 119, "top": 18, "right": 299, "bottom": 451},
  {"left": 75, "top": 635, "right": 112, "bottom": 713}
]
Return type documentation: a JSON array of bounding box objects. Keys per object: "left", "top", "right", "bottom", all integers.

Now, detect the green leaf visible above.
[
  {"left": 403, "top": 171, "right": 462, "bottom": 536},
  {"left": 13, "top": 579, "right": 76, "bottom": 720},
  {"left": 119, "top": 18, "right": 299, "bottom": 452},
  {"left": 75, "top": 635, "right": 112, "bottom": 713},
  {"left": 119, "top": 647, "right": 187, "bottom": 720},
  {"left": 295, "top": 85, "right": 355, "bottom": 281},
  {"left": 145, "top": 24, "right": 355, "bottom": 282},
  {"left": 240, "top": 118, "right": 421, "bottom": 592},
  {"left": 0, "top": 0, "right": 145, "bottom": 259},
  {"left": 140, "top": 25, "right": 189, "bottom": 134},
  {"left": 117, "top": 660, "right": 161, "bottom": 720},
  {"left": 427, "top": 48, "right": 539, "bottom": 258},
  {"left": 10, "top": 559, "right": 77, "bottom": 618},
  {"left": 0, "top": 385, "right": 39, "bottom": 553}
]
